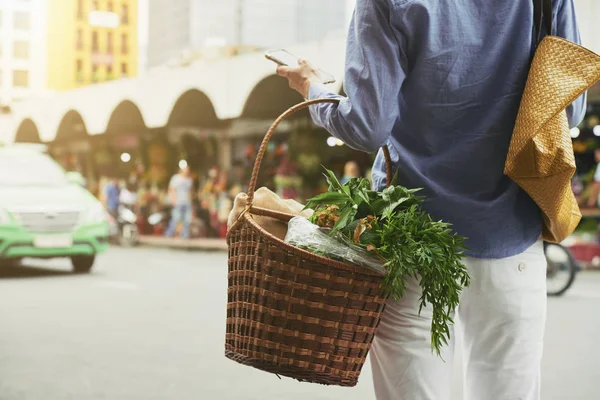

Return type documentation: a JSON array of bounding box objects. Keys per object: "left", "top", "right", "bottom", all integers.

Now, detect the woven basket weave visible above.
[
  {"left": 505, "top": 36, "right": 600, "bottom": 243},
  {"left": 225, "top": 99, "right": 391, "bottom": 387}
]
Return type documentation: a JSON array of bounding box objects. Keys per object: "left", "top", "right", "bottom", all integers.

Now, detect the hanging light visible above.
[
  {"left": 593, "top": 125, "right": 600, "bottom": 137},
  {"left": 179, "top": 159, "right": 188, "bottom": 169},
  {"left": 326, "top": 137, "right": 337, "bottom": 147},
  {"left": 570, "top": 127, "right": 580, "bottom": 139},
  {"left": 335, "top": 139, "right": 345, "bottom": 146},
  {"left": 120, "top": 152, "right": 131, "bottom": 162}
]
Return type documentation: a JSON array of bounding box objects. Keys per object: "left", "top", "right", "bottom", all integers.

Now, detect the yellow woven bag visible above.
[{"left": 505, "top": 0, "right": 600, "bottom": 243}]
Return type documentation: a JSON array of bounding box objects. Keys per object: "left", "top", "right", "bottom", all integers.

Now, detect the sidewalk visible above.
[{"left": 139, "top": 236, "right": 228, "bottom": 251}]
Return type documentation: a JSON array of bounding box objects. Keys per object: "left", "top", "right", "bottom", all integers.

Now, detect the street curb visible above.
[
  {"left": 138, "top": 237, "right": 228, "bottom": 252},
  {"left": 138, "top": 244, "right": 228, "bottom": 252}
]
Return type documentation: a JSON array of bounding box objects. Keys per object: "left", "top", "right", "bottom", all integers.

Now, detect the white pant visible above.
[{"left": 370, "top": 240, "right": 547, "bottom": 400}]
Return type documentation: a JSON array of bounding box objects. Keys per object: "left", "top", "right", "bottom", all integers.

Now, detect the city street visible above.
[{"left": 0, "top": 247, "right": 599, "bottom": 400}]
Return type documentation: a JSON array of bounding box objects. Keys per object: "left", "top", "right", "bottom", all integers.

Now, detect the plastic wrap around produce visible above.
[{"left": 284, "top": 216, "right": 386, "bottom": 274}]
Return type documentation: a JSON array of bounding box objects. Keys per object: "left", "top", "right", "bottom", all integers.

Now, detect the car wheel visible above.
[{"left": 71, "top": 256, "right": 95, "bottom": 273}]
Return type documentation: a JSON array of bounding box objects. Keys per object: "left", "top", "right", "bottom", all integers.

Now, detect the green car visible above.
[{"left": 0, "top": 144, "right": 109, "bottom": 273}]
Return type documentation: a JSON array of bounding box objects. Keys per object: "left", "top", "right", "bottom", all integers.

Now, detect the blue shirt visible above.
[
  {"left": 169, "top": 174, "right": 193, "bottom": 206},
  {"left": 104, "top": 182, "right": 120, "bottom": 212},
  {"left": 309, "top": 0, "right": 586, "bottom": 258}
]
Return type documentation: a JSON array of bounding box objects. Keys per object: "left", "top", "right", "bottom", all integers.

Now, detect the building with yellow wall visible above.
[{"left": 47, "top": 0, "right": 138, "bottom": 91}]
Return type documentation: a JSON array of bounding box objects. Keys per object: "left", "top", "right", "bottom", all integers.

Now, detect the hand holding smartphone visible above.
[{"left": 266, "top": 49, "right": 336, "bottom": 85}]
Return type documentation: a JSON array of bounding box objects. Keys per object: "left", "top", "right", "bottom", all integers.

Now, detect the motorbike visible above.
[
  {"left": 108, "top": 205, "right": 140, "bottom": 247},
  {"left": 147, "top": 205, "right": 171, "bottom": 235}
]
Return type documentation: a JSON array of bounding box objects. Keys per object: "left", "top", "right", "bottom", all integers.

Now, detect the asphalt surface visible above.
[{"left": 0, "top": 247, "right": 599, "bottom": 400}]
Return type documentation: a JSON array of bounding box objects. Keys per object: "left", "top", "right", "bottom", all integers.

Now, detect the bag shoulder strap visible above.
[{"left": 534, "top": 0, "right": 554, "bottom": 42}]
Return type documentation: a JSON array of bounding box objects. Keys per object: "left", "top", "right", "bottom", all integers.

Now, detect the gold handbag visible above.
[{"left": 505, "top": 0, "right": 600, "bottom": 243}]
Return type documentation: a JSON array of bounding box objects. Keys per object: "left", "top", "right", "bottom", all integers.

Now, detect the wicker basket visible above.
[{"left": 225, "top": 99, "right": 392, "bottom": 387}]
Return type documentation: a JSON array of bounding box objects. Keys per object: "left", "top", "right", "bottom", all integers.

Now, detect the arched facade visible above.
[
  {"left": 14, "top": 119, "right": 42, "bottom": 143},
  {"left": 167, "top": 89, "right": 222, "bottom": 174},
  {"left": 241, "top": 75, "right": 306, "bottom": 120},
  {"left": 50, "top": 110, "right": 93, "bottom": 176},
  {"left": 105, "top": 100, "right": 146, "bottom": 136},
  {"left": 55, "top": 110, "right": 88, "bottom": 141}
]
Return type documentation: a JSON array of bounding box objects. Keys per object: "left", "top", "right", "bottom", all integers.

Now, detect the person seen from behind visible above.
[{"left": 277, "top": 1, "right": 585, "bottom": 399}]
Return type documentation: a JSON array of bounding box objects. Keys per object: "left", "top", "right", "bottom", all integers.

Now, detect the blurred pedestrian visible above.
[
  {"left": 340, "top": 161, "right": 360, "bottom": 185},
  {"left": 165, "top": 166, "right": 193, "bottom": 239},
  {"left": 102, "top": 178, "right": 120, "bottom": 219}
]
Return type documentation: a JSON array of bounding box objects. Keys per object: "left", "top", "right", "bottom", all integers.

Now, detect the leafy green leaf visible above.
[
  {"left": 324, "top": 168, "right": 348, "bottom": 194},
  {"left": 302, "top": 167, "right": 470, "bottom": 357},
  {"left": 380, "top": 186, "right": 423, "bottom": 215},
  {"left": 332, "top": 206, "right": 357, "bottom": 233},
  {"left": 305, "top": 192, "right": 349, "bottom": 209}
]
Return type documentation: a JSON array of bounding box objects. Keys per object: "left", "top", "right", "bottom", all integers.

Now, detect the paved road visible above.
[{"left": 0, "top": 247, "right": 599, "bottom": 400}]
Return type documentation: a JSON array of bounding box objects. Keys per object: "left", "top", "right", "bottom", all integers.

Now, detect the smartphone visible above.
[{"left": 265, "top": 49, "right": 336, "bottom": 85}]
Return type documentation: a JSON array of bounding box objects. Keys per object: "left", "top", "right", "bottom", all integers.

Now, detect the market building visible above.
[{"left": 6, "top": 34, "right": 366, "bottom": 194}]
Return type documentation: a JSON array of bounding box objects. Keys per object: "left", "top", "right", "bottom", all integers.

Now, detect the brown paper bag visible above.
[{"left": 227, "top": 188, "right": 313, "bottom": 240}]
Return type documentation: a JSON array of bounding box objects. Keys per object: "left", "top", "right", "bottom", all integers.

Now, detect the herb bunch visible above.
[{"left": 304, "top": 169, "right": 470, "bottom": 356}]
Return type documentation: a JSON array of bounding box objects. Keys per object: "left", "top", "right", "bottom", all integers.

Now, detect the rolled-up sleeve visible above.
[
  {"left": 556, "top": 0, "right": 587, "bottom": 128},
  {"left": 308, "top": 0, "right": 407, "bottom": 153}
]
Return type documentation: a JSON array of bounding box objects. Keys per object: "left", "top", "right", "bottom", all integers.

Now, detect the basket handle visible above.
[{"left": 246, "top": 98, "right": 394, "bottom": 206}]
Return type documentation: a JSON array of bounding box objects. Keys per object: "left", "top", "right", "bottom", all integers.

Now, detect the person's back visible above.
[
  {"left": 307, "top": 0, "right": 585, "bottom": 258},
  {"left": 277, "top": 1, "right": 587, "bottom": 399},
  {"left": 379, "top": 0, "right": 584, "bottom": 258}
]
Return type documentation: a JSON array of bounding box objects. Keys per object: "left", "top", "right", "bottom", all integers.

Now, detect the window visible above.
[
  {"left": 91, "top": 65, "right": 99, "bottom": 82},
  {"left": 107, "top": 65, "right": 114, "bottom": 80},
  {"left": 92, "top": 0, "right": 98, "bottom": 11},
  {"left": 76, "top": 29, "right": 83, "bottom": 50},
  {"left": 107, "top": 1, "right": 114, "bottom": 12},
  {"left": 76, "top": 60, "right": 83, "bottom": 82},
  {"left": 77, "top": 0, "right": 84, "bottom": 19},
  {"left": 13, "top": 12, "right": 30, "bottom": 30},
  {"left": 121, "top": 4, "right": 129, "bottom": 24},
  {"left": 92, "top": 31, "right": 99, "bottom": 51},
  {"left": 121, "top": 33, "right": 128, "bottom": 54},
  {"left": 13, "top": 41, "right": 30, "bottom": 59},
  {"left": 121, "top": 63, "right": 128, "bottom": 77},
  {"left": 13, "top": 70, "right": 29, "bottom": 87},
  {"left": 107, "top": 32, "right": 113, "bottom": 53}
]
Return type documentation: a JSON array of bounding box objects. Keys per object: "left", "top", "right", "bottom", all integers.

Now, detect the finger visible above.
[
  {"left": 298, "top": 58, "right": 308, "bottom": 66},
  {"left": 276, "top": 65, "right": 290, "bottom": 77}
]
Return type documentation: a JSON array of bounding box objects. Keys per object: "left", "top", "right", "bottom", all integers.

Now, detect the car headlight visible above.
[
  {"left": 84, "top": 204, "right": 108, "bottom": 224},
  {"left": 0, "top": 209, "right": 11, "bottom": 224}
]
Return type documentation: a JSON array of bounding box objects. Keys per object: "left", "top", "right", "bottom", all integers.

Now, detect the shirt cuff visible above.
[{"left": 308, "top": 82, "right": 332, "bottom": 100}]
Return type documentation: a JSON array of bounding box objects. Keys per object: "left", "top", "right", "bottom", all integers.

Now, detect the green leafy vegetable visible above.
[{"left": 305, "top": 170, "right": 470, "bottom": 357}]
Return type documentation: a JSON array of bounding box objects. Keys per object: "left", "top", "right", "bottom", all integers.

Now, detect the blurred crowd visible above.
[
  {"left": 94, "top": 156, "right": 367, "bottom": 240},
  {"left": 96, "top": 164, "right": 241, "bottom": 239}
]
